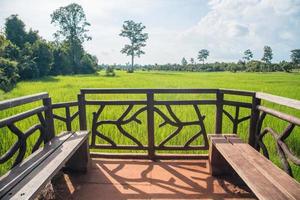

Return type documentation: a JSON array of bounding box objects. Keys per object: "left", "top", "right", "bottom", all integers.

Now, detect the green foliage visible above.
[
  {"left": 0, "top": 58, "right": 19, "bottom": 92},
  {"left": 262, "top": 45, "right": 273, "bottom": 64},
  {"left": 198, "top": 49, "right": 209, "bottom": 64},
  {"left": 279, "top": 61, "right": 293, "bottom": 72},
  {"left": 181, "top": 57, "right": 187, "bottom": 66},
  {"left": 291, "top": 49, "right": 300, "bottom": 66},
  {"left": 79, "top": 53, "right": 98, "bottom": 74},
  {"left": 4, "top": 15, "right": 27, "bottom": 48},
  {"left": 119, "top": 20, "right": 148, "bottom": 72},
  {"left": 32, "top": 40, "right": 53, "bottom": 76},
  {"left": 105, "top": 66, "right": 115, "bottom": 76},
  {"left": 243, "top": 49, "right": 253, "bottom": 62},
  {"left": 51, "top": 3, "right": 95, "bottom": 74},
  {"left": 50, "top": 43, "right": 72, "bottom": 75},
  {"left": 51, "top": 3, "right": 91, "bottom": 43}
]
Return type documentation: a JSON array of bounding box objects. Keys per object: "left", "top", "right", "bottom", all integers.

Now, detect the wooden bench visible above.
[
  {"left": 0, "top": 130, "right": 89, "bottom": 200},
  {"left": 209, "top": 135, "right": 300, "bottom": 200}
]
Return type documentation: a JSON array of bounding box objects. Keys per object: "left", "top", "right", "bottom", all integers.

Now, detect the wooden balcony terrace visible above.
[{"left": 0, "top": 88, "right": 300, "bottom": 200}]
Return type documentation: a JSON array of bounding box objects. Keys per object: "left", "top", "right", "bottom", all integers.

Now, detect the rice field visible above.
[{"left": 1, "top": 70, "right": 300, "bottom": 181}]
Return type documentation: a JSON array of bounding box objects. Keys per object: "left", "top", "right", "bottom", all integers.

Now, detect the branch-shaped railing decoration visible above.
[
  {"left": 156, "top": 105, "right": 208, "bottom": 149},
  {"left": 223, "top": 106, "right": 251, "bottom": 134},
  {"left": 0, "top": 111, "right": 46, "bottom": 168},
  {"left": 91, "top": 105, "right": 147, "bottom": 148},
  {"left": 255, "top": 105, "right": 300, "bottom": 177},
  {"left": 52, "top": 101, "right": 79, "bottom": 131}
]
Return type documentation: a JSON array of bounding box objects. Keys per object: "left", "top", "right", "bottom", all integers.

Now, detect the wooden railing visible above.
[{"left": 0, "top": 88, "right": 299, "bottom": 177}]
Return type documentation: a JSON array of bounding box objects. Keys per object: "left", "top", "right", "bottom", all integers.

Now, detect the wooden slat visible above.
[
  {"left": 90, "top": 152, "right": 208, "bottom": 160},
  {"left": 256, "top": 92, "right": 300, "bottom": 110},
  {"left": 52, "top": 101, "right": 78, "bottom": 108},
  {"left": 227, "top": 136, "right": 300, "bottom": 200},
  {"left": 0, "top": 106, "right": 47, "bottom": 128},
  {"left": 212, "top": 136, "right": 291, "bottom": 200},
  {"left": 81, "top": 88, "right": 219, "bottom": 94},
  {"left": 2, "top": 131, "right": 89, "bottom": 200},
  {"left": 220, "top": 89, "right": 255, "bottom": 96},
  {"left": 0, "top": 93, "right": 48, "bottom": 111},
  {"left": 257, "top": 106, "right": 300, "bottom": 126},
  {"left": 0, "top": 132, "right": 73, "bottom": 198}
]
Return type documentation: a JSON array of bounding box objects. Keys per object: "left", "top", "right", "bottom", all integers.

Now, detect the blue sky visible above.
[{"left": 0, "top": 0, "right": 300, "bottom": 64}]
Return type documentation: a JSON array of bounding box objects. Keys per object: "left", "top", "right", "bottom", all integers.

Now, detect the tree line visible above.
[{"left": 0, "top": 3, "right": 98, "bottom": 92}]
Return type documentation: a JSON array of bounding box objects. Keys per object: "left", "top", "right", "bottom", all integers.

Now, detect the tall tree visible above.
[
  {"left": 4, "top": 15, "right": 27, "bottom": 48},
  {"left": 197, "top": 49, "right": 209, "bottom": 64},
  {"left": 261, "top": 46, "right": 273, "bottom": 64},
  {"left": 243, "top": 49, "right": 253, "bottom": 62},
  {"left": 181, "top": 57, "right": 187, "bottom": 66},
  {"left": 119, "top": 20, "right": 148, "bottom": 72},
  {"left": 291, "top": 49, "right": 300, "bottom": 65},
  {"left": 190, "top": 58, "right": 195, "bottom": 65},
  {"left": 51, "top": 3, "right": 91, "bottom": 73}
]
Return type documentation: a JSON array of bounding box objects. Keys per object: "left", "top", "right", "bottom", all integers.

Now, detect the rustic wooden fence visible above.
[{"left": 0, "top": 88, "right": 299, "bottom": 176}]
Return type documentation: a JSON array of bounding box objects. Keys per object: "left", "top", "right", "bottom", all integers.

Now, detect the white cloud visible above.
[{"left": 180, "top": 0, "right": 300, "bottom": 62}]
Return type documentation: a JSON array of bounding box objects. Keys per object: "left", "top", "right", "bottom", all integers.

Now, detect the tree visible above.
[
  {"left": 291, "top": 49, "right": 300, "bottom": 69},
  {"left": 198, "top": 49, "right": 209, "bottom": 64},
  {"left": 119, "top": 20, "right": 148, "bottom": 73},
  {"left": 26, "top": 29, "right": 40, "bottom": 44},
  {"left": 4, "top": 15, "right": 27, "bottom": 48},
  {"left": 0, "top": 57, "right": 19, "bottom": 92},
  {"left": 181, "top": 57, "right": 187, "bottom": 66},
  {"left": 50, "top": 43, "right": 72, "bottom": 75},
  {"left": 261, "top": 46, "right": 273, "bottom": 64},
  {"left": 243, "top": 49, "right": 253, "bottom": 62},
  {"left": 190, "top": 58, "right": 195, "bottom": 65},
  {"left": 51, "top": 3, "right": 91, "bottom": 73},
  {"left": 31, "top": 40, "right": 53, "bottom": 76}
]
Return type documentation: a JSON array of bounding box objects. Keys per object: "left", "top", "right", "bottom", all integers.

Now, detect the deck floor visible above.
[{"left": 53, "top": 158, "right": 256, "bottom": 200}]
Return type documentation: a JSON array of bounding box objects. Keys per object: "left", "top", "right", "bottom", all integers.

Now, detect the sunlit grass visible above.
[{"left": 0, "top": 70, "right": 300, "bottom": 181}]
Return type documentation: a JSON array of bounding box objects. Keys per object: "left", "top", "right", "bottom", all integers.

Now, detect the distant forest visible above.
[{"left": 1, "top": 3, "right": 300, "bottom": 92}]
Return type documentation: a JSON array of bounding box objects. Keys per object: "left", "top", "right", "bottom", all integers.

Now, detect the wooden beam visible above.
[
  {"left": 256, "top": 92, "right": 300, "bottom": 110},
  {"left": 0, "top": 93, "right": 48, "bottom": 111}
]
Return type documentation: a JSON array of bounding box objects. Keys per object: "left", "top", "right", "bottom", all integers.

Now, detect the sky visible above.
[{"left": 0, "top": 0, "right": 300, "bottom": 65}]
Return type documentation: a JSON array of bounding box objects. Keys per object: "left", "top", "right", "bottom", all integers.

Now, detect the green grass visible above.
[{"left": 1, "top": 70, "right": 300, "bottom": 181}]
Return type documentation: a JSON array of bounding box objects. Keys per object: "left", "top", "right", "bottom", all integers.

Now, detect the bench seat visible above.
[
  {"left": 209, "top": 135, "right": 300, "bottom": 200},
  {"left": 0, "top": 131, "right": 89, "bottom": 200}
]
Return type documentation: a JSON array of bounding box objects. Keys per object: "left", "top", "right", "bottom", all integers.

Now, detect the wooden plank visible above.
[
  {"left": 220, "top": 89, "right": 255, "bottom": 96},
  {"left": 52, "top": 101, "right": 78, "bottom": 109},
  {"left": 2, "top": 131, "right": 89, "bottom": 200},
  {"left": 256, "top": 92, "right": 300, "bottom": 110},
  {"left": 0, "top": 93, "right": 48, "bottom": 111},
  {"left": 155, "top": 100, "right": 216, "bottom": 105},
  {"left": 227, "top": 136, "right": 300, "bottom": 200},
  {"left": 212, "top": 137, "right": 291, "bottom": 200},
  {"left": 80, "top": 88, "right": 219, "bottom": 94},
  {"left": 257, "top": 106, "right": 300, "bottom": 126},
  {"left": 85, "top": 100, "right": 147, "bottom": 105},
  {"left": 0, "top": 132, "right": 72, "bottom": 198},
  {"left": 222, "top": 100, "right": 252, "bottom": 108},
  {"left": 90, "top": 152, "right": 208, "bottom": 160},
  {"left": 0, "top": 106, "right": 47, "bottom": 128}
]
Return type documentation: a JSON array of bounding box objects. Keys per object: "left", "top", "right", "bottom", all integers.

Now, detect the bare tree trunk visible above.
[{"left": 131, "top": 53, "right": 134, "bottom": 72}]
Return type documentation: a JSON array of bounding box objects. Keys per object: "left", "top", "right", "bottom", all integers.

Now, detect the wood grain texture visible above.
[
  {"left": 0, "top": 132, "right": 72, "bottom": 198},
  {"left": 2, "top": 131, "right": 88, "bottom": 200},
  {"left": 210, "top": 136, "right": 296, "bottom": 200}
]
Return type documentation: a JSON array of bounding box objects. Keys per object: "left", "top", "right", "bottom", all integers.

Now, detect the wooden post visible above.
[
  {"left": 65, "top": 132, "right": 90, "bottom": 173},
  {"left": 78, "top": 94, "right": 87, "bottom": 130},
  {"left": 248, "top": 96, "right": 261, "bottom": 148},
  {"left": 147, "top": 92, "right": 155, "bottom": 160},
  {"left": 43, "top": 97, "right": 55, "bottom": 142},
  {"left": 215, "top": 91, "right": 224, "bottom": 134}
]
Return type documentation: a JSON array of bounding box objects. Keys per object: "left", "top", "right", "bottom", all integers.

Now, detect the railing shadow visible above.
[{"left": 54, "top": 159, "right": 255, "bottom": 200}]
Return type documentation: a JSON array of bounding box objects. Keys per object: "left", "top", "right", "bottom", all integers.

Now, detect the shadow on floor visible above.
[{"left": 53, "top": 159, "right": 256, "bottom": 200}]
